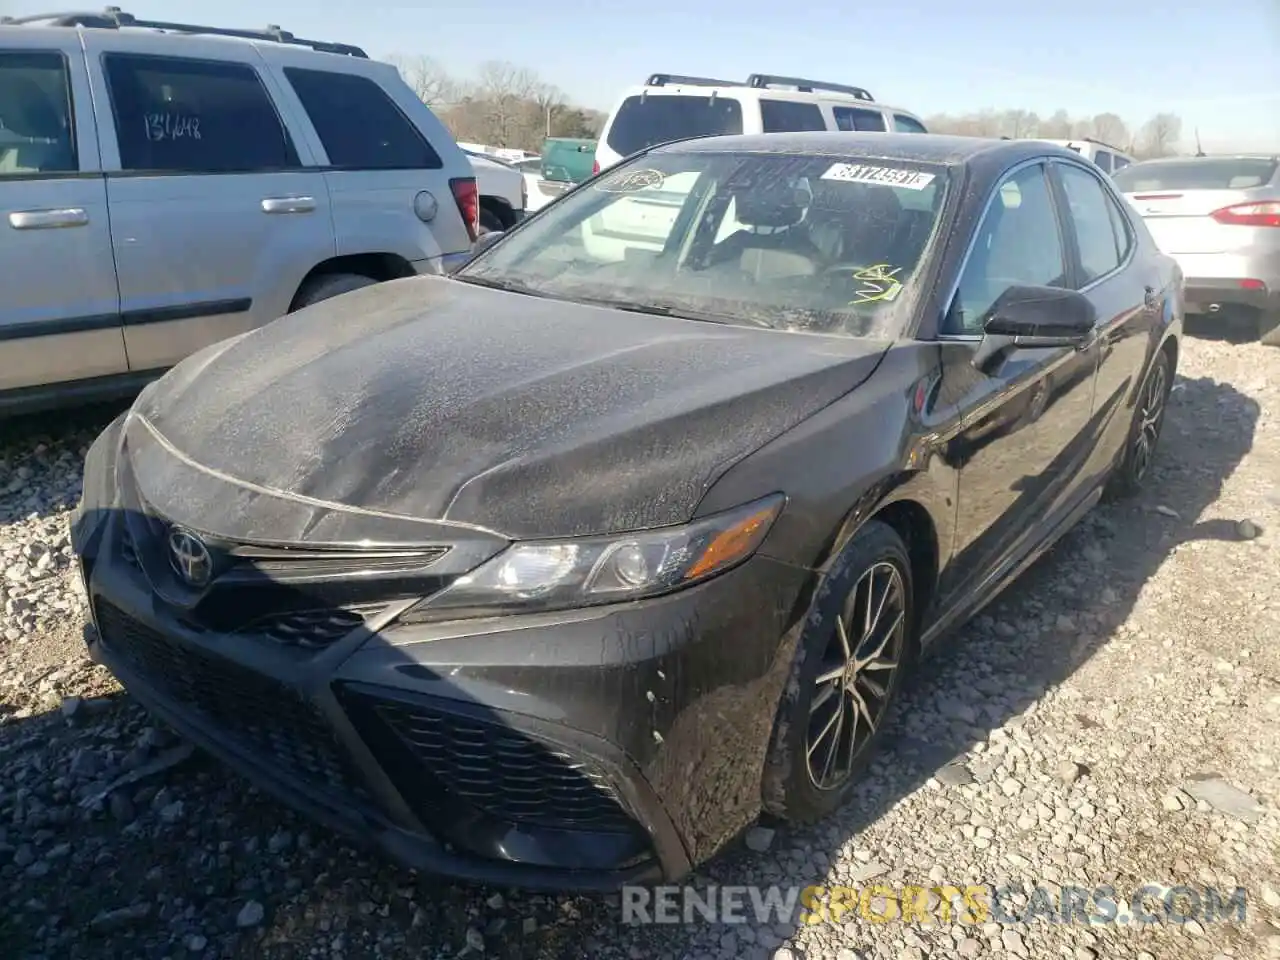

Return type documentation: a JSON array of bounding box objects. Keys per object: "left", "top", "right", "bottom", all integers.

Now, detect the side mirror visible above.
[
  {"left": 471, "top": 230, "right": 505, "bottom": 256},
  {"left": 971, "top": 284, "right": 1096, "bottom": 372}
]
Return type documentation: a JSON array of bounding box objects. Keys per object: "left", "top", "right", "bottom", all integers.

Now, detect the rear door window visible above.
[
  {"left": 832, "top": 107, "right": 887, "bottom": 132},
  {"left": 1092, "top": 150, "right": 1114, "bottom": 173},
  {"left": 893, "top": 114, "right": 928, "bottom": 134},
  {"left": 605, "top": 95, "right": 743, "bottom": 158},
  {"left": 284, "top": 68, "right": 441, "bottom": 169},
  {"left": 103, "top": 54, "right": 298, "bottom": 172},
  {"left": 0, "top": 50, "right": 77, "bottom": 175},
  {"left": 760, "top": 99, "right": 826, "bottom": 133},
  {"left": 1058, "top": 164, "right": 1124, "bottom": 283}
]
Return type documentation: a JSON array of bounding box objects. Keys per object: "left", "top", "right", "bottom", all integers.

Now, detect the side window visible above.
[
  {"left": 832, "top": 107, "right": 887, "bottom": 132},
  {"left": 946, "top": 164, "right": 1067, "bottom": 335},
  {"left": 0, "top": 51, "right": 77, "bottom": 175},
  {"left": 1112, "top": 156, "right": 1131, "bottom": 172},
  {"left": 1092, "top": 150, "right": 1113, "bottom": 173},
  {"left": 284, "top": 68, "right": 441, "bottom": 169},
  {"left": 103, "top": 54, "right": 297, "bottom": 172},
  {"left": 893, "top": 114, "right": 928, "bottom": 134},
  {"left": 1058, "top": 164, "right": 1123, "bottom": 285},
  {"left": 759, "top": 99, "right": 826, "bottom": 133}
]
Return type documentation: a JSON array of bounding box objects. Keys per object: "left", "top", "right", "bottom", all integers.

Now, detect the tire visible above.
[
  {"left": 761, "top": 520, "right": 913, "bottom": 824},
  {"left": 478, "top": 206, "right": 506, "bottom": 235},
  {"left": 1103, "top": 346, "right": 1174, "bottom": 501},
  {"left": 291, "top": 273, "right": 378, "bottom": 311},
  {"left": 1260, "top": 312, "right": 1280, "bottom": 347}
]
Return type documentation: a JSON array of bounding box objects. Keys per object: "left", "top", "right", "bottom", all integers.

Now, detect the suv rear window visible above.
[
  {"left": 1114, "top": 158, "right": 1279, "bottom": 192},
  {"left": 832, "top": 106, "right": 886, "bottom": 132},
  {"left": 284, "top": 68, "right": 441, "bottom": 169},
  {"left": 760, "top": 99, "right": 825, "bottom": 133},
  {"left": 605, "top": 95, "right": 743, "bottom": 158}
]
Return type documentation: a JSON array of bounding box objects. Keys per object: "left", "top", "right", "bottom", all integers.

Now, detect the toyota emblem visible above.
[{"left": 168, "top": 527, "right": 212, "bottom": 587}]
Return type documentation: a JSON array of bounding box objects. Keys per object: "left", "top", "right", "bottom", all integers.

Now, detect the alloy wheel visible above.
[
  {"left": 1131, "top": 358, "right": 1169, "bottom": 484},
  {"left": 805, "top": 560, "right": 907, "bottom": 791}
]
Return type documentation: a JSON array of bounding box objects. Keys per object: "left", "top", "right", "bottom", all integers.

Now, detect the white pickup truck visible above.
[{"left": 463, "top": 149, "right": 529, "bottom": 233}]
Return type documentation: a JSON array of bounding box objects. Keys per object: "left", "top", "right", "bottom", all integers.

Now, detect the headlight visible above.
[{"left": 399, "top": 494, "right": 784, "bottom": 622}]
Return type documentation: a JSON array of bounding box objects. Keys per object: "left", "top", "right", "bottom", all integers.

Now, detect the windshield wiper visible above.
[
  {"left": 565, "top": 295, "right": 771, "bottom": 328},
  {"left": 452, "top": 274, "right": 551, "bottom": 298}
]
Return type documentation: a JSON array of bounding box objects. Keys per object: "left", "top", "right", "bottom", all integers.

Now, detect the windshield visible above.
[
  {"left": 456, "top": 149, "right": 950, "bottom": 339},
  {"left": 605, "top": 95, "right": 744, "bottom": 157},
  {"left": 1114, "top": 158, "right": 1278, "bottom": 192}
]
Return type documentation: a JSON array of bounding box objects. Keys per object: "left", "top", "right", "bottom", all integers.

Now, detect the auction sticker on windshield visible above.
[
  {"left": 595, "top": 168, "right": 666, "bottom": 193},
  {"left": 821, "top": 163, "right": 935, "bottom": 190}
]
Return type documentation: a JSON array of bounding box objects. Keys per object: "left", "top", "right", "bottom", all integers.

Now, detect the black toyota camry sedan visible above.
[{"left": 72, "top": 132, "right": 1182, "bottom": 891}]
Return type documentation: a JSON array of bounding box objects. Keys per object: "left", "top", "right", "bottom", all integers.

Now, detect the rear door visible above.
[
  {"left": 1050, "top": 159, "right": 1155, "bottom": 481},
  {"left": 1114, "top": 157, "right": 1280, "bottom": 267},
  {"left": 269, "top": 58, "right": 474, "bottom": 271},
  {"left": 83, "top": 33, "right": 334, "bottom": 372},
  {"left": 0, "top": 41, "right": 127, "bottom": 393}
]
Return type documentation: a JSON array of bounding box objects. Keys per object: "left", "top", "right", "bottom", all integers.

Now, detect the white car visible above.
[
  {"left": 462, "top": 149, "right": 528, "bottom": 233},
  {"left": 1034, "top": 139, "right": 1134, "bottom": 176},
  {"left": 508, "top": 156, "right": 568, "bottom": 212},
  {"left": 586, "top": 73, "right": 928, "bottom": 260}
]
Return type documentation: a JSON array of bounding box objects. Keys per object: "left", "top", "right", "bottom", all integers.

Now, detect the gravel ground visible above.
[{"left": 2, "top": 334, "right": 1279, "bottom": 960}]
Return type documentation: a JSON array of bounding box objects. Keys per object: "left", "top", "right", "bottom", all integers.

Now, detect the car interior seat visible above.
[
  {"left": 705, "top": 178, "right": 824, "bottom": 282},
  {"left": 0, "top": 77, "right": 75, "bottom": 174}
]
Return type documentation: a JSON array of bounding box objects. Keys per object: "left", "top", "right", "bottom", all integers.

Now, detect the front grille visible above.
[
  {"left": 373, "top": 701, "right": 634, "bottom": 832},
  {"left": 95, "top": 602, "right": 368, "bottom": 802},
  {"left": 245, "top": 607, "right": 370, "bottom": 650}
]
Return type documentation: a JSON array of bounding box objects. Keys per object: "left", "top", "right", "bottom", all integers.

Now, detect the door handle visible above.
[
  {"left": 8, "top": 208, "right": 89, "bottom": 230},
  {"left": 260, "top": 196, "right": 316, "bottom": 215}
]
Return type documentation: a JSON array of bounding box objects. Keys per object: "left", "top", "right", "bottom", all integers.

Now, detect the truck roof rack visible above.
[
  {"left": 1077, "top": 136, "right": 1128, "bottom": 154},
  {"left": 646, "top": 73, "right": 737, "bottom": 88},
  {"left": 746, "top": 74, "right": 874, "bottom": 102},
  {"left": 0, "top": 7, "right": 369, "bottom": 57}
]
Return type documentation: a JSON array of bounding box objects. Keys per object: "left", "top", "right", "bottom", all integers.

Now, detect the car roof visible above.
[
  {"left": 0, "top": 21, "right": 367, "bottom": 63},
  {"left": 654, "top": 131, "right": 1084, "bottom": 171},
  {"left": 1124, "top": 153, "right": 1280, "bottom": 164}
]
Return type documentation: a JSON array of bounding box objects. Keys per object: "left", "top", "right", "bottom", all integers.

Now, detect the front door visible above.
[
  {"left": 935, "top": 161, "right": 1100, "bottom": 603},
  {"left": 0, "top": 43, "right": 126, "bottom": 393},
  {"left": 82, "top": 36, "right": 334, "bottom": 373}
]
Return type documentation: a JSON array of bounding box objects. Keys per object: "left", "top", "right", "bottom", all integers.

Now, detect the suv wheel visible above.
[{"left": 293, "top": 273, "right": 378, "bottom": 311}]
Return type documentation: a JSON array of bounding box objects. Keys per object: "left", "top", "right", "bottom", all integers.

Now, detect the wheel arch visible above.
[
  {"left": 288, "top": 253, "right": 417, "bottom": 312},
  {"left": 479, "top": 195, "right": 517, "bottom": 229}
]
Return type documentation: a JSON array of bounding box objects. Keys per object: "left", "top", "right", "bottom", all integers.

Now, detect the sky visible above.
[{"left": 5, "top": 0, "right": 1278, "bottom": 152}]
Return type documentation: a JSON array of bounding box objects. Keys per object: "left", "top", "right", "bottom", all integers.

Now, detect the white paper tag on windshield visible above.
[{"left": 820, "top": 162, "right": 936, "bottom": 190}]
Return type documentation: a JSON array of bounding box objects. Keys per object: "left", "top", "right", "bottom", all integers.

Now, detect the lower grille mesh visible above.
[
  {"left": 372, "top": 701, "right": 635, "bottom": 832},
  {"left": 94, "top": 602, "right": 368, "bottom": 802}
]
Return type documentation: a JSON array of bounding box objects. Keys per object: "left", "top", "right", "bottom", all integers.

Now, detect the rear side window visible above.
[
  {"left": 284, "top": 67, "right": 441, "bottom": 169},
  {"left": 1114, "top": 157, "right": 1280, "bottom": 192},
  {"left": 893, "top": 114, "right": 928, "bottom": 134},
  {"left": 832, "top": 107, "right": 886, "bottom": 132},
  {"left": 1058, "top": 164, "right": 1125, "bottom": 284},
  {"left": 0, "top": 50, "right": 77, "bottom": 175},
  {"left": 759, "top": 99, "right": 825, "bottom": 133},
  {"left": 1092, "top": 150, "right": 1113, "bottom": 173},
  {"left": 103, "top": 54, "right": 298, "bottom": 173},
  {"left": 605, "top": 95, "right": 743, "bottom": 158}
]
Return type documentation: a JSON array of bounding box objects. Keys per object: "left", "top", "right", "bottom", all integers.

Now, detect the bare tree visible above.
[
  {"left": 1090, "top": 113, "right": 1129, "bottom": 149},
  {"left": 1136, "top": 113, "right": 1182, "bottom": 159},
  {"left": 383, "top": 54, "right": 455, "bottom": 108},
  {"left": 999, "top": 109, "right": 1040, "bottom": 139},
  {"left": 1039, "top": 109, "right": 1073, "bottom": 139}
]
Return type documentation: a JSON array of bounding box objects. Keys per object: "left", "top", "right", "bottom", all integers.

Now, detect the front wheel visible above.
[
  {"left": 1104, "top": 347, "right": 1174, "bottom": 500},
  {"left": 762, "top": 520, "right": 912, "bottom": 824}
]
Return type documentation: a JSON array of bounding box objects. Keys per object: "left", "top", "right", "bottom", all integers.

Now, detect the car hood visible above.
[{"left": 124, "top": 276, "right": 888, "bottom": 544}]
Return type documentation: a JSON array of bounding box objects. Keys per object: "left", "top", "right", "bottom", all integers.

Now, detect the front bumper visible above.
[{"left": 73, "top": 432, "right": 809, "bottom": 889}]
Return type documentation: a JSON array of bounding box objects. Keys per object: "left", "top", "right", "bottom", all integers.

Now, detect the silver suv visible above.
[{"left": 0, "top": 9, "right": 480, "bottom": 414}]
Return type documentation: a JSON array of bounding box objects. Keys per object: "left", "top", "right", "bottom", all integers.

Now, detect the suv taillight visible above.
[
  {"left": 1210, "top": 201, "right": 1280, "bottom": 228},
  {"left": 450, "top": 177, "right": 480, "bottom": 241}
]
